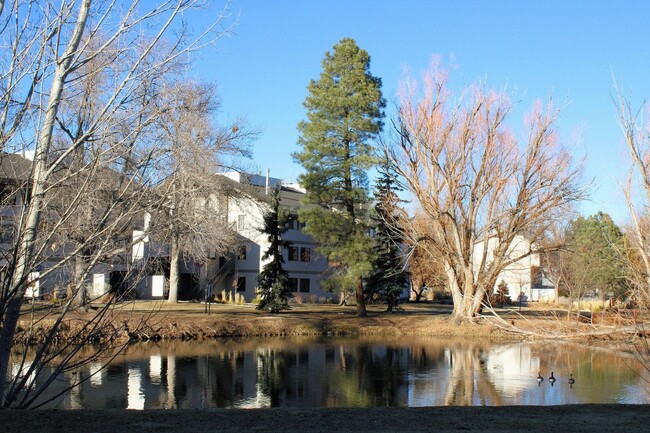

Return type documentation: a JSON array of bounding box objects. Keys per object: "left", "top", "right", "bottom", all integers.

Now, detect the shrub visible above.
[
  {"left": 289, "top": 294, "right": 304, "bottom": 304},
  {"left": 432, "top": 289, "right": 452, "bottom": 303},
  {"left": 489, "top": 280, "right": 512, "bottom": 306}
]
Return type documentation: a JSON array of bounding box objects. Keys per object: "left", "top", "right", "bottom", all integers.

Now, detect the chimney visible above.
[{"left": 265, "top": 168, "right": 270, "bottom": 195}]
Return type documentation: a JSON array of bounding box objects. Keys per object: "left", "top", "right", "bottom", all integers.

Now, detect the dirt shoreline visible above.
[
  {"left": 1, "top": 405, "right": 647, "bottom": 433},
  {"left": 15, "top": 301, "right": 637, "bottom": 345}
]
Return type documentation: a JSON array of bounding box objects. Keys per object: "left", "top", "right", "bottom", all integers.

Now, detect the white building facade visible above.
[
  {"left": 472, "top": 235, "right": 555, "bottom": 303},
  {"left": 130, "top": 171, "right": 334, "bottom": 303},
  {"left": 217, "top": 172, "right": 333, "bottom": 303}
]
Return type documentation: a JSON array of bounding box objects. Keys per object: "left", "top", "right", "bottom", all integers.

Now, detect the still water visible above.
[{"left": 13, "top": 337, "right": 650, "bottom": 408}]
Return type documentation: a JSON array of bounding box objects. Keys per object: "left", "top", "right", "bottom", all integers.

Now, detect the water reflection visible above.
[
  {"left": 127, "top": 367, "right": 144, "bottom": 410},
  {"left": 11, "top": 337, "right": 650, "bottom": 409}
]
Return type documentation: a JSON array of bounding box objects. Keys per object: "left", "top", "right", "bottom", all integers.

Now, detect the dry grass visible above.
[{"left": 15, "top": 300, "right": 638, "bottom": 344}]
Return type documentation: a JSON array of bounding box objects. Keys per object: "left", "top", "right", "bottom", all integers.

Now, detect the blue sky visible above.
[{"left": 192, "top": 0, "right": 650, "bottom": 224}]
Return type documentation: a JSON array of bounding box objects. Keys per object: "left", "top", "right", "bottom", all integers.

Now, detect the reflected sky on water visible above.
[{"left": 11, "top": 337, "right": 650, "bottom": 409}]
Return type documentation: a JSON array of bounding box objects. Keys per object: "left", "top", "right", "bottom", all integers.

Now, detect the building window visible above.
[
  {"left": 238, "top": 246, "right": 247, "bottom": 261},
  {"left": 237, "top": 215, "right": 246, "bottom": 230},
  {"left": 288, "top": 246, "right": 299, "bottom": 261},
  {"left": 299, "top": 221, "right": 306, "bottom": 230},
  {"left": 237, "top": 277, "right": 246, "bottom": 292},
  {"left": 299, "top": 278, "right": 310, "bottom": 293},
  {"left": 531, "top": 266, "right": 543, "bottom": 288},
  {"left": 300, "top": 247, "right": 311, "bottom": 262},
  {"left": 288, "top": 278, "right": 298, "bottom": 292}
]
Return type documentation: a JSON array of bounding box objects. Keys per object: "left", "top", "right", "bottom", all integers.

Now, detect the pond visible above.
[{"left": 11, "top": 336, "right": 650, "bottom": 409}]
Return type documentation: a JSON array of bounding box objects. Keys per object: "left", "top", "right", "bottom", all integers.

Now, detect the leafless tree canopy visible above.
[
  {"left": 390, "top": 61, "right": 584, "bottom": 320},
  {"left": 406, "top": 211, "right": 448, "bottom": 301},
  {"left": 615, "top": 84, "right": 650, "bottom": 305},
  {"left": 151, "top": 80, "right": 254, "bottom": 303},
  {"left": 0, "top": 0, "right": 238, "bottom": 408}
]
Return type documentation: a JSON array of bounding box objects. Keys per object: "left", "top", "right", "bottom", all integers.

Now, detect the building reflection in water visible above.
[
  {"left": 89, "top": 362, "right": 103, "bottom": 387},
  {"left": 17, "top": 337, "right": 647, "bottom": 409},
  {"left": 127, "top": 367, "right": 144, "bottom": 410},
  {"left": 149, "top": 354, "right": 161, "bottom": 385}
]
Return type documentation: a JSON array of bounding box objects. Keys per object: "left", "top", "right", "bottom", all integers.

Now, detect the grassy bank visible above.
[{"left": 15, "top": 301, "right": 635, "bottom": 344}]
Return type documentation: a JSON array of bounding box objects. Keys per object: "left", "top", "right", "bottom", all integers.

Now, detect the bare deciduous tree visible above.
[
  {"left": 0, "top": 0, "right": 237, "bottom": 408},
  {"left": 615, "top": 85, "right": 650, "bottom": 306},
  {"left": 406, "top": 211, "right": 448, "bottom": 302},
  {"left": 152, "top": 80, "right": 254, "bottom": 303},
  {"left": 390, "top": 61, "right": 584, "bottom": 321},
  {"left": 613, "top": 85, "right": 650, "bottom": 382}
]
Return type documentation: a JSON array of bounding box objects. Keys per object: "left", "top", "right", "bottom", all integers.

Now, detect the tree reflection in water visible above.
[
  {"left": 10, "top": 337, "right": 648, "bottom": 408},
  {"left": 443, "top": 342, "right": 502, "bottom": 406},
  {"left": 256, "top": 348, "right": 293, "bottom": 406}
]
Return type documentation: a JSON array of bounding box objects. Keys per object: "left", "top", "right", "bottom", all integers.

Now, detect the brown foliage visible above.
[
  {"left": 390, "top": 59, "right": 584, "bottom": 320},
  {"left": 407, "top": 211, "right": 448, "bottom": 301}
]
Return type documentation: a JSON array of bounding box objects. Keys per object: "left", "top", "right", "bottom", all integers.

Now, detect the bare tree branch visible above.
[{"left": 390, "top": 60, "right": 585, "bottom": 321}]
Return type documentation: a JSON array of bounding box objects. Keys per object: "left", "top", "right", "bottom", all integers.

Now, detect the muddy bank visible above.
[{"left": 0, "top": 405, "right": 647, "bottom": 433}]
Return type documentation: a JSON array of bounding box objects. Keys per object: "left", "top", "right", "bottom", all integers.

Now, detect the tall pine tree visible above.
[
  {"left": 366, "top": 153, "right": 409, "bottom": 312},
  {"left": 294, "top": 38, "right": 385, "bottom": 317},
  {"left": 257, "top": 186, "right": 292, "bottom": 313}
]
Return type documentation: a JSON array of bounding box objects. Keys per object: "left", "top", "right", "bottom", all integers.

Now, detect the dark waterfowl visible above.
[
  {"left": 537, "top": 372, "right": 544, "bottom": 385},
  {"left": 549, "top": 372, "right": 556, "bottom": 385}
]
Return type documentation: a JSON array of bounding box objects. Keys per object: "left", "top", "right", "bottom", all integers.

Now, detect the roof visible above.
[
  {"left": 278, "top": 185, "right": 304, "bottom": 211},
  {"left": 215, "top": 173, "right": 306, "bottom": 212},
  {"left": 0, "top": 153, "right": 32, "bottom": 182}
]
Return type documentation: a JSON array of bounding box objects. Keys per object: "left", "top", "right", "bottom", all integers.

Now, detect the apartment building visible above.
[
  {"left": 131, "top": 171, "right": 334, "bottom": 303},
  {"left": 214, "top": 172, "right": 332, "bottom": 302}
]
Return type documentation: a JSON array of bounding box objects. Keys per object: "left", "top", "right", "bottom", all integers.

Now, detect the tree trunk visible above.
[
  {"left": 448, "top": 263, "right": 488, "bottom": 321},
  {"left": 0, "top": 1, "right": 90, "bottom": 405},
  {"left": 451, "top": 284, "right": 483, "bottom": 321},
  {"left": 355, "top": 275, "right": 367, "bottom": 317},
  {"left": 74, "top": 255, "right": 90, "bottom": 311},
  {"left": 168, "top": 235, "right": 180, "bottom": 303},
  {"left": 165, "top": 355, "right": 177, "bottom": 408},
  {"left": 338, "top": 291, "right": 347, "bottom": 306},
  {"left": 410, "top": 277, "right": 423, "bottom": 302},
  {"left": 452, "top": 297, "right": 481, "bottom": 322}
]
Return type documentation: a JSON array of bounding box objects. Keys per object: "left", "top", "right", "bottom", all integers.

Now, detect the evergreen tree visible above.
[
  {"left": 564, "top": 212, "right": 629, "bottom": 300},
  {"left": 366, "top": 154, "right": 409, "bottom": 312},
  {"left": 257, "top": 186, "right": 292, "bottom": 312},
  {"left": 293, "top": 38, "right": 385, "bottom": 317}
]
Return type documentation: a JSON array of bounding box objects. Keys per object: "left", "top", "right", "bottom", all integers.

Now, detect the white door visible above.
[{"left": 152, "top": 275, "right": 164, "bottom": 297}]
